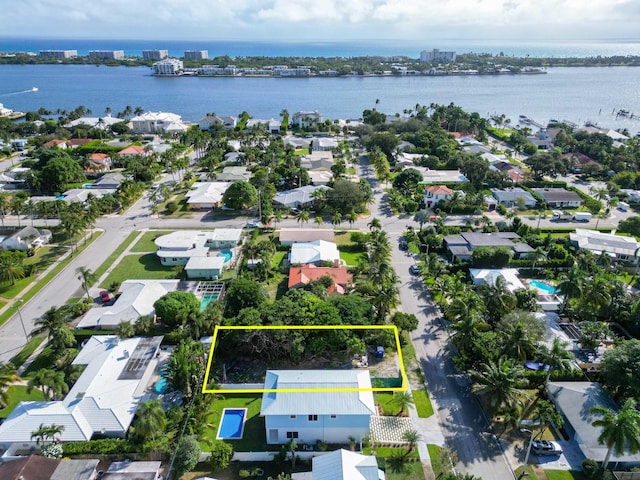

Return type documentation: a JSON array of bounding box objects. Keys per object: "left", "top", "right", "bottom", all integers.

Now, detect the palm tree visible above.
[
  {"left": 392, "top": 391, "right": 414, "bottom": 416},
  {"left": 0, "top": 256, "right": 25, "bottom": 286},
  {"left": 502, "top": 322, "right": 537, "bottom": 361},
  {"left": 76, "top": 266, "right": 96, "bottom": 300},
  {"left": 591, "top": 398, "right": 640, "bottom": 470},
  {"left": 469, "top": 357, "right": 528, "bottom": 413},
  {"left": 27, "top": 368, "right": 68, "bottom": 400},
  {"left": 451, "top": 311, "right": 490, "bottom": 353},
  {"left": 402, "top": 428, "right": 421, "bottom": 452},
  {"left": 0, "top": 191, "right": 10, "bottom": 227},
  {"left": 315, "top": 216, "right": 323, "bottom": 228},
  {"left": 538, "top": 337, "right": 574, "bottom": 383},
  {"left": 478, "top": 276, "right": 517, "bottom": 323},
  {"left": 556, "top": 266, "right": 585, "bottom": 312},
  {"left": 295, "top": 209, "right": 309, "bottom": 228},
  {"left": 368, "top": 217, "right": 382, "bottom": 231},
  {"left": 115, "top": 321, "right": 135, "bottom": 339},
  {"left": 133, "top": 399, "right": 167, "bottom": 441},
  {"left": 530, "top": 246, "right": 548, "bottom": 270},
  {"left": 0, "top": 363, "right": 20, "bottom": 408},
  {"left": 331, "top": 212, "right": 343, "bottom": 227},
  {"left": 532, "top": 400, "right": 564, "bottom": 440},
  {"left": 346, "top": 211, "right": 358, "bottom": 227}
]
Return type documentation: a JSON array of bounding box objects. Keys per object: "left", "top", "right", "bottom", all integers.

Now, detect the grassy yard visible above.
[
  {"left": 412, "top": 389, "right": 434, "bottom": 418},
  {"left": 201, "top": 394, "right": 274, "bottom": 452},
  {"left": 0, "top": 245, "right": 68, "bottom": 300},
  {"left": 9, "top": 336, "right": 45, "bottom": 369},
  {"left": 379, "top": 458, "right": 425, "bottom": 480},
  {"left": 100, "top": 253, "right": 176, "bottom": 288},
  {"left": 340, "top": 250, "right": 363, "bottom": 266},
  {"left": 545, "top": 470, "right": 585, "bottom": 480},
  {"left": 130, "top": 230, "right": 173, "bottom": 252},
  {"left": 22, "top": 345, "right": 78, "bottom": 376},
  {"left": 0, "top": 386, "right": 45, "bottom": 418},
  {"left": 427, "top": 444, "right": 451, "bottom": 478},
  {"left": 375, "top": 392, "right": 403, "bottom": 416},
  {"left": 92, "top": 230, "right": 139, "bottom": 281}
]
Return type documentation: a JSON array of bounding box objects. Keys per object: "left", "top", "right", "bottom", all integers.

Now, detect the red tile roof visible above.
[
  {"left": 89, "top": 153, "right": 111, "bottom": 161},
  {"left": 66, "top": 138, "right": 94, "bottom": 147},
  {"left": 288, "top": 264, "right": 353, "bottom": 294},
  {"left": 42, "top": 139, "right": 66, "bottom": 148},
  {"left": 119, "top": 145, "right": 146, "bottom": 155},
  {"left": 425, "top": 185, "right": 454, "bottom": 195}
]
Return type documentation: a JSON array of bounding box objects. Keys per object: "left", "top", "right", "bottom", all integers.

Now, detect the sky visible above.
[{"left": 1, "top": 0, "right": 639, "bottom": 41}]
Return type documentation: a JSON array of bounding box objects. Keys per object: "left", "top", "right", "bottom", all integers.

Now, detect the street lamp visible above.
[
  {"left": 520, "top": 428, "right": 535, "bottom": 478},
  {"left": 15, "top": 299, "right": 28, "bottom": 341}
]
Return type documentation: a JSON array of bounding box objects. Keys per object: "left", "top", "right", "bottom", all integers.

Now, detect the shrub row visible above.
[{"left": 63, "top": 438, "right": 136, "bottom": 455}]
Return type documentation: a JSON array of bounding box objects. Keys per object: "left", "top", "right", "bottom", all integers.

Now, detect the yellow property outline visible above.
[{"left": 202, "top": 325, "right": 408, "bottom": 394}]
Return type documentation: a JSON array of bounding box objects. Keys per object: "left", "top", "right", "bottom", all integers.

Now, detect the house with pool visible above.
[
  {"left": 260, "top": 370, "right": 376, "bottom": 445},
  {"left": 154, "top": 229, "right": 241, "bottom": 271}
]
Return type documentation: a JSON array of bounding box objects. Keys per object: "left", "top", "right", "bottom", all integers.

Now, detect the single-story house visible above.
[
  {"left": 561, "top": 152, "right": 601, "bottom": 172},
  {"left": 185, "top": 182, "right": 229, "bottom": 210},
  {"left": 273, "top": 186, "right": 331, "bottom": 210},
  {"left": 304, "top": 449, "right": 385, "bottom": 480},
  {"left": 261, "top": 370, "right": 375, "bottom": 444},
  {"left": 300, "top": 151, "right": 334, "bottom": 171},
  {"left": 0, "top": 455, "right": 99, "bottom": 479},
  {"left": 185, "top": 256, "right": 225, "bottom": 280},
  {"left": 308, "top": 171, "right": 334, "bottom": 186},
  {"left": 547, "top": 382, "right": 640, "bottom": 468},
  {"left": 155, "top": 230, "right": 211, "bottom": 265},
  {"left": 288, "top": 265, "right": 353, "bottom": 294},
  {"left": 0, "top": 336, "right": 163, "bottom": 454},
  {"left": 209, "top": 228, "right": 242, "bottom": 248},
  {"left": 490, "top": 187, "right": 537, "bottom": 208},
  {"left": 312, "top": 137, "right": 339, "bottom": 151},
  {"left": 469, "top": 268, "right": 526, "bottom": 292},
  {"left": 532, "top": 188, "right": 582, "bottom": 208},
  {"left": 395, "top": 152, "right": 426, "bottom": 168},
  {"left": 280, "top": 228, "right": 335, "bottom": 245},
  {"left": 0, "top": 226, "right": 52, "bottom": 252},
  {"left": 216, "top": 166, "right": 251, "bottom": 182},
  {"left": 570, "top": 229, "right": 640, "bottom": 264},
  {"left": 443, "top": 232, "right": 534, "bottom": 262},
  {"left": 92, "top": 172, "right": 126, "bottom": 189},
  {"left": 289, "top": 240, "right": 340, "bottom": 266},
  {"left": 42, "top": 139, "right": 67, "bottom": 150},
  {"left": 102, "top": 461, "right": 162, "bottom": 480},
  {"left": 415, "top": 167, "right": 468, "bottom": 184},
  {"left": 284, "top": 136, "right": 311, "bottom": 150},
  {"left": 66, "top": 138, "right": 94, "bottom": 149},
  {"left": 76, "top": 279, "right": 180, "bottom": 329},
  {"left": 66, "top": 116, "right": 124, "bottom": 130},
  {"left": 58, "top": 188, "right": 116, "bottom": 204},
  {"left": 424, "top": 185, "right": 454, "bottom": 208}
]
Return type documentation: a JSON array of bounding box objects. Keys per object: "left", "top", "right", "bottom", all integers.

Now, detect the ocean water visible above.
[
  {"left": 2, "top": 37, "right": 640, "bottom": 58},
  {"left": 1, "top": 64, "right": 639, "bottom": 134}
]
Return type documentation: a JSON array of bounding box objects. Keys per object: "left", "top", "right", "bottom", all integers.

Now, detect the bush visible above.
[
  {"left": 63, "top": 438, "right": 136, "bottom": 455},
  {"left": 173, "top": 435, "right": 201, "bottom": 478},
  {"left": 209, "top": 440, "right": 233, "bottom": 471},
  {"left": 165, "top": 201, "right": 178, "bottom": 214}
]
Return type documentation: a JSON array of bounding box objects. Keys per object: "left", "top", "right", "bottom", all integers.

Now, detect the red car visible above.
[{"left": 100, "top": 290, "right": 113, "bottom": 303}]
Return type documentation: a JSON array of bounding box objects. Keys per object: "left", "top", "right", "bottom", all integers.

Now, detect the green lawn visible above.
[
  {"left": 9, "top": 336, "right": 45, "bottom": 369},
  {"left": 100, "top": 253, "right": 176, "bottom": 288},
  {"left": 22, "top": 345, "right": 78, "bottom": 376},
  {"left": 412, "top": 389, "right": 434, "bottom": 418},
  {"left": 0, "top": 386, "right": 45, "bottom": 418},
  {"left": 272, "top": 251, "right": 287, "bottom": 269},
  {"left": 130, "top": 230, "right": 173, "bottom": 252},
  {"left": 340, "top": 250, "right": 363, "bottom": 266},
  {"left": 427, "top": 444, "right": 450, "bottom": 478},
  {"left": 379, "top": 459, "right": 425, "bottom": 480},
  {"left": 92, "top": 230, "right": 139, "bottom": 281},
  {"left": 375, "top": 392, "right": 402, "bottom": 416},
  {"left": 362, "top": 447, "right": 423, "bottom": 480},
  {"left": 201, "top": 394, "right": 274, "bottom": 452},
  {"left": 545, "top": 471, "right": 585, "bottom": 480}
]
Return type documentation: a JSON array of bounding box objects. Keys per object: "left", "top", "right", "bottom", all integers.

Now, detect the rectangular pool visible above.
[{"left": 216, "top": 408, "right": 247, "bottom": 439}]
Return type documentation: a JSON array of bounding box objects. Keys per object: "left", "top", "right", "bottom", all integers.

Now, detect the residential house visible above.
[
  {"left": 0, "top": 226, "right": 52, "bottom": 252},
  {"left": 304, "top": 449, "right": 385, "bottom": 480},
  {"left": 102, "top": 461, "right": 162, "bottom": 480},
  {"left": 424, "top": 185, "right": 454, "bottom": 208},
  {"left": 443, "top": 232, "right": 534, "bottom": 262},
  {"left": 154, "top": 230, "right": 211, "bottom": 266},
  {"left": 66, "top": 138, "right": 95, "bottom": 149},
  {"left": 570, "top": 229, "right": 640, "bottom": 264},
  {"left": 273, "top": 185, "right": 331, "bottom": 210},
  {"left": 395, "top": 152, "right": 426, "bottom": 168},
  {"left": 0, "top": 455, "right": 99, "bottom": 480},
  {"left": 268, "top": 119, "right": 282, "bottom": 134},
  {"left": 490, "top": 187, "right": 537, "bottom": 208},
  {"left": 185, "top": 256, "right": 225, "bottom": 280},
  {"left": 66, "top": 116, "right": 124, "bottom": 130},
  {"left": 131, "top": 112, "right": 186, "bottom": 134},
  {"left": 312, "top": 137, "right": 339, "bottom": 151},
  {"left": 261, "top": 370, "right": 375, "bottom": 444},
  {"left": 561, "top": 152, "right": 601, "bottom": 173},
  {"left": 85, "top": 153, "right": 112, "bottom": 175},
  {"left": 92, "top": 172, "right": 126, "bottom": 189},
  {"left": 289, "top": 240, "right": 340, "bottom": 266},
  {"left": 532, "top": 188, "right": 582, "bottom": 208},
  {"left": 118, "top": 145, "right": 147, "bottom": 157},
  {"left": 42, "top": 139, "right": 67, "bottom": 150},
  {"left": 279, "top": 228, "right": 335, "bottom": 245},
  {"left": 58, "top": 188, "right": 116, "bottom": 205},
  {"left": 414, "top": 167, "right": 468, "bottom": 184},
  {"left": 209, "top": 228, "right": 242, "bottom": 248},
  {"left": 76, "top": 279, "right": 180, "bottom": 329},
  {"left": 216, "top": 166, "right": 251, "bottom": 182},
  {"left": 526, "top": 129, "right": 554, "bottom": 150},
  {"left": 300, "top": 151, "right": 334, "bottom": 171},
  {"left": 288, "top": 264, "right": 353, "bottom": 294},
  {"left": 0, "top": 336, "right": 163, "bottom": 455},
  {"left": 469, "top": 268, "right": 526, "bottom": 292},
  {"left": 283, "top": 136, "right": 311, "bottom": 151},
  {"left": 185, "top": 182, "right": 229, "bottom": 209},
  {"left": 292, "top": 111, "right": 323, "bottom": 128},
  {"left": 548, "top": 382, "right": 640, "bottom": 468}
]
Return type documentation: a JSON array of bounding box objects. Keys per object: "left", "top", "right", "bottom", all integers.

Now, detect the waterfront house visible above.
[
  {"left": 66, "top": 138, "right": 95, "bottom": 149},
  {"left": 292, "top": 111, "right": 323, "bottom": 128},
  {"left": 289, "top": 240, "right": 341, "bottom": 266},
  {"left": 424, "top": 185, "right": 454, "bottom": 208},
  {"left": 288, "top": 264, "right": 353, "bottom": 294},
  {"left": 0, "top": 336, "right": 163, "bottom": 456},
  {"left": 490, "top": 187, "right": 537, "bottom": 208},
  {"left": 0, "top": 226, "right": 52, "bottom": 252},
  {"left": 131, "top": 111, "right": 186, "bottom": 134},
  {"left": 570, "top": 229, "right": 640, "bottom": 264},
  {"left": 261, "top": 370, "right": 375, "bottom": 444},
  {"left": 185, "top": 182, "right": 229, "bottom": 210},
  {"left": 443, "top": 232, "right": 534, "bottom": 262},
  {"left": 66, "top": 116, "right": 123, "bottom": 131}
]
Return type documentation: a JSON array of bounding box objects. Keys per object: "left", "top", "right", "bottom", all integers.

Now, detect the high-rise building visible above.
[
  {"left": 39, "top": 50, "right": 78, "bottom": 59},
  {"left": 89, "top": 50, "right": 125, "bottom": 60},
  {"left": 152, "top": 59, "right": 184, "bottom": 76},
  {"left": 420, "top": 49, "right": 457, "bottom": 63},
  {"left": 142, "top": 50, "right": 169, "bottom": 60},
  {"left": 184, "top": 50, "right": 208, "bottom": 60}
]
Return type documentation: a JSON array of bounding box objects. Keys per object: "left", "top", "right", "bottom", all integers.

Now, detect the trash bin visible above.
[{"left": 376, "top": 346, "right": 384, "bottom": 359}]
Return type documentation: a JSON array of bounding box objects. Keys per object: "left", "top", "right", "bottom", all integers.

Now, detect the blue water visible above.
[
  {"left": 529, "top": 280, "right": 558, "bottom": 294},
  {"left": 217, "top": 408, "right": 246, "bottom": 439},
  {"left": 154, "top": 365, "right": 170, "bottom": 394},
  {"left": 200, "top": 293, "right": 219, "bottom": 311},
  {"left": 219, "top": 250, "right": 233, "bottom": 263}
]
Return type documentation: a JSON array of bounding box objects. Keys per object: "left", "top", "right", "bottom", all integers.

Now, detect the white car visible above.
[
  {"left": 246, "top": 220, "right": 262, "bottom": 228},
  {"left": 532, "top": 440, "right": 562, "bottom": 456}
]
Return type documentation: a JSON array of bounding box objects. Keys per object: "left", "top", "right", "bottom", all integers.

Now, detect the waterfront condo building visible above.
[
  {"left": 152, "top": 59, "right": 184, "bottom": 76},
  {"left": 39, "top": 49, "right": 77, "bottom": 59},
  {"left": 89, "top": 50, "right": 125, "bottom": 60},
  {"left": 184, "top": 50, "right": 208, "bottom": 60},
  {"left": 142, "top": 49, "right": 169, "bottom": 60},
  {"left": 420, "top": 49, "right": 457, "bottom": 63}
]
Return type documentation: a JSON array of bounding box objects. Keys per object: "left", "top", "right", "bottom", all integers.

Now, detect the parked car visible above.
[
  {"left": 246, "top": 220, "right": 262, "bottom": 228},
  {"left": 100, "top": 290, "right": 113, "bottom": 304},
  {"left": 532, "top": 440, "right": 563, "bottom": 456},
  {"left": 409, "top": 264, "right": 421, "bottom": 275},
  {"left": 399, "top": 238, "right": 409, "bottom": 251}
]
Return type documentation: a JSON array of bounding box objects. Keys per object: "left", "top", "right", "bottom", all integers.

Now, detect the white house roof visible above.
[
  {"left": 570, "top": 228, "right": 640, "bottom": 258},
  {"left": 76, "top": 280, "right": 179, "bottom": 329},
  {"left": 60, "top": 188, "right": 117, "bottom": 204},
  {"left": 313, "top": 449, "right": 384, "bottom": 480},
  {"left": 0, "top": 336, "right": 162, "bottom": 444},
  {"left": 273, "top": 185, "right": 331, "bottom": 207},
  {"left": 289, "top": 240, "right": 340, "bottom": 265},
  {"left": 185, "top": 182, "right": 229, "bottom": 205},
  {"left": 210, "top": 228, "right": 243, "bottom": 244},
  {"left": 491, "top": 187, "right": 537, "bottom": 204},
  {"left": 154, "top": 230, "right": 211, "bottom": 250},
  {"left": 414, "top": 167, "right": 468, "bottom": 184},
  {"left": 185, "top": 256, "right": 225, "bottom": 271},
  {"left": 469, "top": 268, "right": 526, "bottom": 292},
  {"left": 66, "top": 116, "right": 124, "bottom": 129},
  {"left": 260, "top": 370, "right": 376, "bottom": 416},
  {"left": 131, "top": 111, "right": 182, "bottom": 123}
]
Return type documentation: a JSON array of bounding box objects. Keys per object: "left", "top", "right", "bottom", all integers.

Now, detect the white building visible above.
[
  {"left": 309, "top": 449, "right": 385, "bottom": 480},
  {"left": 292, "top": 111, "right": 323, "bottom": 128},
  {"left": 184, "top": 50, "right": 208, "bottom": 60},
  {"left": 185, "top": 182, "right": 230, "bottom": 209},
  {"left": 152, "top": 58, "right": 184, "bottom": 76},
  {"left": 420, "top": 49, "right": 456, "bottom": 63},
  {"left": 570, "top": 229, "right": 640, "bottom": 264},
  {"left": 142, "top": 49, "right": 168, "bottom": 60},
  {"left": 88, "top": 50, "right": 125, "bottom": 60},
  {"left": 130, "top": 111, "right": 186, "bottom": 134},
  {"left": 39, "top": 50, "right": 77, "bottom": 59},
  {"left": 289, "top": 240, "right": 340, "bottom": 266}
]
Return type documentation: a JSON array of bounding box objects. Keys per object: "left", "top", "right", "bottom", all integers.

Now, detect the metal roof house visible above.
[
  {"left": 309, "top": 449, "right": 385, "bottom": 480},
  {"left": 443, "top": 232, "right": 534, "bottom": 262},
  {"left": 570, "top": 229, "right": 640, "bottom": 264},
  {"left": 0, "top": 336, "right": 162, "bottom": 457},
  {"left": 261, "top": 370, "right": 376, "bottom": 445},
  {"left": 289, "top": 240, "right": 341, "bottom": 266}
]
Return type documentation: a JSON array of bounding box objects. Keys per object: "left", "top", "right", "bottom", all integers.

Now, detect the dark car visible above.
[
  {"left": 531, "top": 440, "right": 562, "bottom": 456},
  {"left": 399, "top": 239, "right": 408, "bottom": 251},
  {"left": 100, "top": 290, "right": 113, "bottom": 304}
]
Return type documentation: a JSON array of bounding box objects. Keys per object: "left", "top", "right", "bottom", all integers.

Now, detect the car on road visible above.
[
  {"left": 99, "top": 290, "right": 113, "bottom": 304},
  {"left": 399, "top": 238, "right": 408, "bottom": 250},
  {"left": 409, "top": 264, "right": 421, "bottom": 275},
  {"left": 532, "top": 440, "right": 562, "bottom": 456},
  {"left": 246, "top": 220, "right": 262, "bottom": 228}
]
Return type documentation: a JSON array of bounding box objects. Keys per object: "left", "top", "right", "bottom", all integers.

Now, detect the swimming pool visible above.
[
  {"left": 219, "top": 250, "right": 233, "bottom": 263},
  {"left": 216, "top": 408, "right": 247, "bottom": 439},
  {"left": 154, "top": 365, "right": 170, "bottom": 394},
  {"left": 529, "top": 280, "right": 558, "bottom": 294},
  {"left": 200, "top": 293, "right": 219, "bottom": 311}
]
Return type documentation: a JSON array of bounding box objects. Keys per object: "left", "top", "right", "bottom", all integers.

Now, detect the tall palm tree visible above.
[
  {"left": 502, "top": 322, "right": 537, "bottom": 361},
  {"left": 315, "top": 216, "right": 323, "bottom": 228},
  {"left": 0, "top": 363, "right": 20, "bottom": 408},
  {"left": 368, "top": 217, "right": 382, "bottom": 231},
  {"left": 530, "top": 246, "right": 548, "bottom": 270},
  {"left": 469, "top": 357, "right": 528, "bottom": 413},
  {"left": 76, "top": 267, "right": 96, "bottom": 300},
  {"left": 331, "top": 212, "right": 343, "bottom": 227},
  {"left": 591, "top": 398, "right": 640, "bottom": 470},
  {"left": 556, "top": 265, "right": 586, "bottom": 312},
  {"left": 346, "top": 211, "right": 358, "bottom": 227},
  {"left": 538, "top": 337, "right": 574, "bottom": 383},
  {"left": 402, "top": 429, "right": 421, "bottom": 452},
  {"left": 27, "top": 368, "right": 68, "bottom": 400},
  {"left": 451, "top": 311, "right": 490, "bottom": 353},
  {"left": 295, "top": 209, "right": 309, "bottom": 228},
  {"left": 478, "top": 276, "right": 517, "bottom": 323},
  {"left": 134, "top": 399, "right": 167, "bottom": 441}
]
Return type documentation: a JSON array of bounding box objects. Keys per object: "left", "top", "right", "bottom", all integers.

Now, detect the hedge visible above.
[{"left": 63, "top": 438, "right": 136, "bottom": 455}]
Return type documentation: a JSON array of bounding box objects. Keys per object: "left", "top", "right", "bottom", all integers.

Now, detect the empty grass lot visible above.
[{"left": 100, "top": 253, "right": 176, "bottom": 288}]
